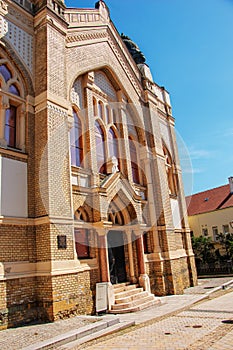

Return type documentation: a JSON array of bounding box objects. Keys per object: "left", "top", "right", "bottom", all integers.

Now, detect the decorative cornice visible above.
[
  {"left": 66, "top": 30, "right": 107, "bottom": 44},
  {"left": 0, "top": 215, "right": 73, "bottom": 226}
]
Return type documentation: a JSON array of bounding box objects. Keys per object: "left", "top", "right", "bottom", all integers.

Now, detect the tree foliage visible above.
[
  {"left": 215, "top": 232, "right": 233, "bottom": 260},
  {"left": 191, "top": 232, "right": 233, "bottom": 264},
  {"left": 191, "top": 235, "right": 216, "bottom": 263}
]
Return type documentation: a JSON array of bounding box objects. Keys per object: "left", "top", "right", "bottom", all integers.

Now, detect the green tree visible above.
[
  {"left": 191, "top": 235, "right": 216, "bottom": 264},
  {"left": 216, "top": 232, "right": 233, "bottom": 261}
]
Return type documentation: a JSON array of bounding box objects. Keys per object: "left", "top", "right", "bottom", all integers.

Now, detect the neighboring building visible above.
[
  {"left": 186, "top": 177, "right": 233, "bottom": 241},
  {"left": 0, "top": 0, "right": 196, "bottom": 328}
]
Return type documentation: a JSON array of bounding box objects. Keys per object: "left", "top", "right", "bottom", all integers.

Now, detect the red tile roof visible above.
[{"left": 186, "top": 184, "right": 233, "bottom": 216}]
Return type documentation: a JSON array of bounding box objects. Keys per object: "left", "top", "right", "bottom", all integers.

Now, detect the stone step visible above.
[
  {"left": 111, "top": 294, "right": 155, "bottom": 311},
  {"left": 115, "top": 290, "right": 149, "bottom": 304},
  {"left": 114, "top": 287, "right": 144, "bottom": 299},
  {"left": 109, "top": 298, "right": 160, "bottom": 314},
  {"left": 113, "top": 283, "right": 136, "bottom": 293}
]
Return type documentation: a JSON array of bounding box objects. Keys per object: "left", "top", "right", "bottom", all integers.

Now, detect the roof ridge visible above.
[
  {"left": 189, "top": 183, "right": 229, "bottom": 197},
  {"left": 217, "top": 192, "right": 233, "bottom": 210}
]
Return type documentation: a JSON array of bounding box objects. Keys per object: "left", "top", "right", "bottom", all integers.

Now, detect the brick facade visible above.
[{"left": 0, "top": 0, "right": 197, "bottom": 329}]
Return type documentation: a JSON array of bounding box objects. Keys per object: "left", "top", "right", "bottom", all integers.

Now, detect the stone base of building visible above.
[
  {"left": 147, "top": 255, "right": 197, "bottom": 296},
  {"left": 0, "top": 269, "right": 99, "bottom": 330}
]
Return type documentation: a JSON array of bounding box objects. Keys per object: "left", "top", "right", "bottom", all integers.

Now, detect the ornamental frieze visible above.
[{"left": 66, "top": 30, "right": 107, "bottom": 44}]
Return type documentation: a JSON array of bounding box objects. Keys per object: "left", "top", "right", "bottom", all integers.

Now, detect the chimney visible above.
[{"left": 229, "top": 177, "right": 233, "bottom": 193}]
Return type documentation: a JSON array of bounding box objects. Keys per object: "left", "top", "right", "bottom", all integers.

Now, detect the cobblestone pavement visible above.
[
  {"left": 0, "top": 317, "right": 98, "bottom": 350},
  {"left": 0, "top": 277, "right": 232, "bottom": 350},
  {"left": 71, "top": 283, "right": 233, "bottom": 350}
]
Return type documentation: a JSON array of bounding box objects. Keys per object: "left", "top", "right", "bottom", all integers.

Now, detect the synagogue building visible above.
[{"left": 0, "top": 0, "right": 197, "bottom": 328}]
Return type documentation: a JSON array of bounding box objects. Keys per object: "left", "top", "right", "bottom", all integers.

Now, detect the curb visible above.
[
  {"left": 60, "top": 321, "right": 136, "bottom": 349},
  {"left": 204, "top": 279, "right": 233, "bottom": 296},
  {"left": 21, "top": 318, "right": 135, "bottom": 350}
]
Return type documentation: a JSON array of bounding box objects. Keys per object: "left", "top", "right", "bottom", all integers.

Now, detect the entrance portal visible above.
[{"left": 107, "top": 231, "right": 127, "bottom": 284}]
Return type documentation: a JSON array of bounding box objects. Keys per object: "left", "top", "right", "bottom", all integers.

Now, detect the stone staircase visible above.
[{"left": 109, "top": 283, "right": 161, "bottom": 314}]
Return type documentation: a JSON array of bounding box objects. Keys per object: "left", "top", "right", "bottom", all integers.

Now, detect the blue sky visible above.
[{"left": 66, "top": 0, "right": 233, "bottom": 195}]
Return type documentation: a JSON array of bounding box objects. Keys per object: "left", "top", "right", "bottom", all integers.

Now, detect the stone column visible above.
[
  {"left": 0, "top": 97, "right": 8, "bottom": 147},
  {"left": 98, "top": 231, "right": 110, "bottom": 283},
  {"left": 135, "top": 230, "right": 151, "bottom": 292},
  {"left": 126, "top": 229, "right": 137, "bottom": 284}
]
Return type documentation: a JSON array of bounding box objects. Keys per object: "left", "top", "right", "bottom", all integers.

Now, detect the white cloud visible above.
[
  {"left": 188, "top": 148, "right": 211, "bottom": 160},
  {"left": 182, "top": 167, "right": 203, "bottom": 174}
]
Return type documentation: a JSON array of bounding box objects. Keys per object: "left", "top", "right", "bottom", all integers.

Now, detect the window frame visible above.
[
  {"left": 0, "top": 62, "right": 25, "bottom": 152},
  {"left": 74, "top": 228, "right": 90, "bottom": 259},
  {"left": 70, "top": 110, "right": 84, "bottom": 168}
]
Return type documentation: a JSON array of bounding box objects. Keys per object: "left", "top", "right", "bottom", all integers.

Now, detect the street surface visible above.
[
  {"left": 73, "top": 290, "right": 233, "bottom": 350},
  {"left": 0, "top": 277, "right": 232, "bottom": 350}
]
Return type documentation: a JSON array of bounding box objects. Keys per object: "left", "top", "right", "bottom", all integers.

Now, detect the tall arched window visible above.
[
  {"left": 95, "top": 121, "right": 106, "bottom": 173},
  {"left": 129, "top": 136, "right": 140, "bottom": 184},
  {"left": 0, "top": 64, "right": 12, "bottom": 82},
  {"left": 98, "top": 101, "right": 104, "bottom": 119},
  {"left": 105, "top": 105, "right": 110, "bottom": 124},
  {"left": 5, "top": 106, "right": 16, "bottom": 148},
  {"left": 163, "top": 145, "right": 177, "bottom": 196},
  {"left": 0, "top": 63, "right": 25, "bottom": 150},
  {"left": 93, "top": 97, "right": 97, "bottom": 116},
  {"left": 108, "top": 127, "right": 120, "bottom": 172},
  {"left": 108, "top": 128, "right": 118, "bottom": 158},
  {"left": 70, "top": 110, "right": 83, "bottom": 167}
]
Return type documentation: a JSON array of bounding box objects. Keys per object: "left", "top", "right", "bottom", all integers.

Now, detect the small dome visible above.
[{"left": 121, "top": 33, "right": 146, "bottom": 64}]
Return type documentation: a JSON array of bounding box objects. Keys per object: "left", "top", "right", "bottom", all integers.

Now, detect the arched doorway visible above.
[{"left": 107, "top": 230, "right": 127, "bottom": 284}]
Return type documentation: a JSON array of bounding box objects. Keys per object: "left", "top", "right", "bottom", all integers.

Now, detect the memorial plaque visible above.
[{"left": 96, "top": 282, "right": 108, "bottom": 313}]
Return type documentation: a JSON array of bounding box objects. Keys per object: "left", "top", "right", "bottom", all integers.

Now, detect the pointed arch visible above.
[{"left": 107, "top": 190, "right": 138, "bottom": 226}]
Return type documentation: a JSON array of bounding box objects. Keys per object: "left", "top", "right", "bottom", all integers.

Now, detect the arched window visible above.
[
  {"left": 105, "top": 105, "right": 110, "bottom": 124},
  {"left": 74, "top": 228, "right": 90, "bottom": 259},
  {"left": 0, "top": 63, "right": 25, "bottom": 150},
  {"left": 0, "top": 64, "right": 12, "bottom": 82},
  {"left": 108, "top": 128, "right": 120, "bottom": 171},
  {"left": 108, "top": 128, "right": 118, "bottom": 158},
  {"left": 129, "top": 136, "right": 140, "bottom": 184},
  {"left": 98, "top": 101, "right": 104, "bottom": 119},
  {"left": 93, "top": 97, "right": 97, "bottom": 116},
  {"left": 112, "top": 109, "right": 117, "bottom": 124},
  {"left": 70, "top": 110, "right": 83, "bottom": 167},
  {"left": 9, "top": 84, "right": 20, "bottom": 96},
  {"left": 95, "top": 121, "right": 106, "bottom": 173},
  {"left": 5, "top": 106, "right": 16, "bottom": 148},
  {"left": 163, "top": 145, "right": 177, "bottom": 195}
]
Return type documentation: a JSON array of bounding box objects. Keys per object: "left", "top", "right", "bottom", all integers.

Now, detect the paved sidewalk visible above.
[
  {"left": 0, "top": 277, "right": 232, "bottom": 350},
  {"left": 79, "top": 291, "right": 233, "bottom": 350}
]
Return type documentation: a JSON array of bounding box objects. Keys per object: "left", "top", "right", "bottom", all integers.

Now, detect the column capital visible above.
[{"left": 83, "top": 71, "right": 94, "bottom": 89}]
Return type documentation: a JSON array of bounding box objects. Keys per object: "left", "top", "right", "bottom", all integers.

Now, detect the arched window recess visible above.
[
  {"left": 107, "top": 127, "right": 120, "bottom": 174},
  {"left": 70, "top": 109, "right": 84, "bottom": 167},
  {"left": 74, "top": 207, "right": 94, "bottom": 259},
  {"left": 128, "top": 135, "right": 140, "bottom": 184},
  {"left": 95, "top": 120, "right": 107, "bottom": 174},
  {"left": 163, "top": 144, "right": 177, "bottom": 196},
  {"left": 0, "top": 62, "right": 25, "bottom": 151}
]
